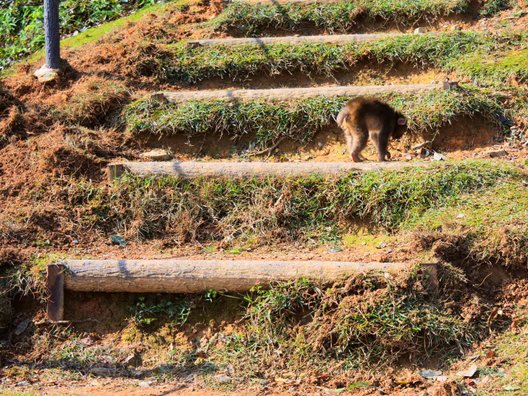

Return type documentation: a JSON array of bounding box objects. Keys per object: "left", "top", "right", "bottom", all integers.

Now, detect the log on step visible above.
[
  {"left": 187, "top": 33, "right": 405, "bottom": 47},
  {"left": 157, "top": 83, "right": 441, "bottom": 103},
  {"left": 108, "top": 161, "right": 426, "bottom": 180},
  {"left": 56, "top": 260, "right": 435, "bottom": 293},
  {"left": 233, "top": 0, "right": 338, "bottom": 4}
]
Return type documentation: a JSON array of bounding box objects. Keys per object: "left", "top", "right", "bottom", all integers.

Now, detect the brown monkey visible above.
[{"left": 336, "top": 97, "right": 407, "bottom": 162}]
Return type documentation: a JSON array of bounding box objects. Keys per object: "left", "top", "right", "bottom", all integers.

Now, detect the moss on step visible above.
[
  {"left": 212, "top": 0, "right": 475, "bottom": 36},
  {"left": 125, "top": 86, "right": 506, "bottom": 150}
]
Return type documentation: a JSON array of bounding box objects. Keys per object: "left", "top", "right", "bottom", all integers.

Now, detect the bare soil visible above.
[{"left": 1, "top": 1, "right": 528, "bottom": 395}]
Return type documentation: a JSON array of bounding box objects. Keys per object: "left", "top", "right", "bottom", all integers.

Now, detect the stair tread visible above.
[
  {"left": 154, "top": 83, "right": 441, "bottom": 103},
  {"left": 109, "top": 160, "right": 430, "bottom": 179}
]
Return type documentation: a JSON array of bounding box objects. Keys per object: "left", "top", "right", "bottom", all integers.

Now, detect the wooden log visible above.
[
  {"left": 157, "top": 83, "right": 441, "bottom": 103},
  {"left": 187, "top": 33, "right": 405, "bottom": 47},
  {"left": 233, "top": 0, "right": 339, "bottom": 4},
  {"left": 47, "top": 264, "right": 65, "bottom": 321},
  {"left": 59, "top": 260, "right": 421, "bottom": 293},
  {"left": 108, "top": 161, "right": 427, "bottom": 180}
]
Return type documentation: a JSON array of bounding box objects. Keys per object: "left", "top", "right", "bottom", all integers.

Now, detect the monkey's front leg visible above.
[{"left": 373, "top": 128, "right": 390, "bottom": 162}]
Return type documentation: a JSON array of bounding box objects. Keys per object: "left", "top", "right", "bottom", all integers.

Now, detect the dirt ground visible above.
[{"left": 1, "top": 1, "right": 528, "bottom": 395}]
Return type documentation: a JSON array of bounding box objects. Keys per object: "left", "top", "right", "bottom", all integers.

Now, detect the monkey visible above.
[{"left": 336, "top": 97, "right": 407, "bottom": 162}]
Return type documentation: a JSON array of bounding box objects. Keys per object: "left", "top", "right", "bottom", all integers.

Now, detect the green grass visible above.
[
  {"left": 55, "top": 78, "right": 129, "bottom": 127},
  {"left": 214, "top": 268, "right": 486, "bottom": 373},
  {"left": 125, "top": 86, "right": 507, "bottom": 150},
  {"left": 131, "top": 296, "right": 192, "bottom": 327},
  {"left": 407, "top": 180, "right": 528, "bottom": 268},
  {"left": 476, "top": 317, "right": 528, "bottom": 395},
  {"left": 213, "top": 0, "right": 475, "bottom": 36},
  {"left": 158, "top": 31, "right": 527, "bottom": 86},
  {"left": 64, "top": 161, "right": 521, "bottom": 246},
  {"left": 451, "top": 47, "right": 528, "bottom": 84},
  {"left": 0, "top": 0, "right": 176, "bottom": 71},
  {"left": 167, "top": 32, "right": 481, "bottom": 83}
]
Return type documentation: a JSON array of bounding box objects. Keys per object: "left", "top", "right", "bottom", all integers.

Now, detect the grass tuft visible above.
[
  {"left": 408, "top": 180, "right": 528, "bottom": 269},
  {"left": 58, "top": 78, "right": 130, "bottom": 128},
  {"left": 229, "top": 269, "right": 483, "bottom": 371}
]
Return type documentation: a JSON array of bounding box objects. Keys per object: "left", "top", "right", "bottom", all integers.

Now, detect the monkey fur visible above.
[{"left": 336, "top": 97, "right": 407, "bottom": 162}]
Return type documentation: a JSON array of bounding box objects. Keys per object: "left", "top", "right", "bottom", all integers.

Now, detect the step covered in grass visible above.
[
  {"left": 108, "top": 161, "right": 426, "bottom": 180},
  {"left": 160, "top": 32, "right": 526, "bottom": 85},
  {"left": 154, "top": 83, "right": 441, "bottom": 103},
  {"left": 125, "top": 85, "right": 506, "bottom": 150},
  {"left": 95, "top": 161, "right": 523, "bottom": 247},
  {"left": 213, "top": 0, "right": 479, "bottom": 35}
]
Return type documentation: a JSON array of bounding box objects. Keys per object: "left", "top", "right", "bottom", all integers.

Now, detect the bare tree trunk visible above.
[{"left": 44, "top": 0, "right": 61, "bottom": 69}]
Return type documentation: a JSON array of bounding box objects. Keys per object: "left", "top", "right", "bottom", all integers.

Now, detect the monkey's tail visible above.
[{"left": 336, "top": 106, "right": 349, "bottom": 127}]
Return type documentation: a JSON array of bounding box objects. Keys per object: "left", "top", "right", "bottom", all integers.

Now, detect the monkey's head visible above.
[{"left": 393, "top": 112, "right": 407, "bottom": 140}]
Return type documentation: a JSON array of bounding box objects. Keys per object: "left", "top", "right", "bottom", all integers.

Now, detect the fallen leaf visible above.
[{"left": 456, "top": 364, "right": 478, "bottom": 378}]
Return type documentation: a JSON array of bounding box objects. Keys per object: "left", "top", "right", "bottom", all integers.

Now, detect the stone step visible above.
[
  {"left": 154, "top": 83, "right": 442, "bottom": 103},
  {"left": 108, "top": 161, "right": 429, "bottom": 180}
]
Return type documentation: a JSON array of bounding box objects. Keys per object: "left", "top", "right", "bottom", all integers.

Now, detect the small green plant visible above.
[
  {"left": 131, "top": 296, "right": 192, "bottom": 327},
  {"left": 479, "top": 0, "right": 513, "bottom": 16},
  {"left": 204, "top": 289, "right": 223, "bottom": 302}
]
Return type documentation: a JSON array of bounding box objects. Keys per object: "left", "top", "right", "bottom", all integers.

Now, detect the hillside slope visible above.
[{"left": 1, "top": 0, "right": 528, "bottom": 394}]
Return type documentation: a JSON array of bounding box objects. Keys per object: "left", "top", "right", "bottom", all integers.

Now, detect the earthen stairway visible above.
[{"left": 48, "top": 1, "right": 456, "bottom": 321}]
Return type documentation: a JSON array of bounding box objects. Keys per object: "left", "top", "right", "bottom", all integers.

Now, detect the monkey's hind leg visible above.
[
  {"left": 344, "top": 132, "right": 355, "bottom": 160},
  {"left": 348, "top": 127, "right": 368, "bottom": 162}
]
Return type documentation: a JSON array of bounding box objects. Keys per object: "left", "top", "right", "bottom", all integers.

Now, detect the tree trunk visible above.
[{"left": 187, "top": 33, "right": 405, "bottom": 47}]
